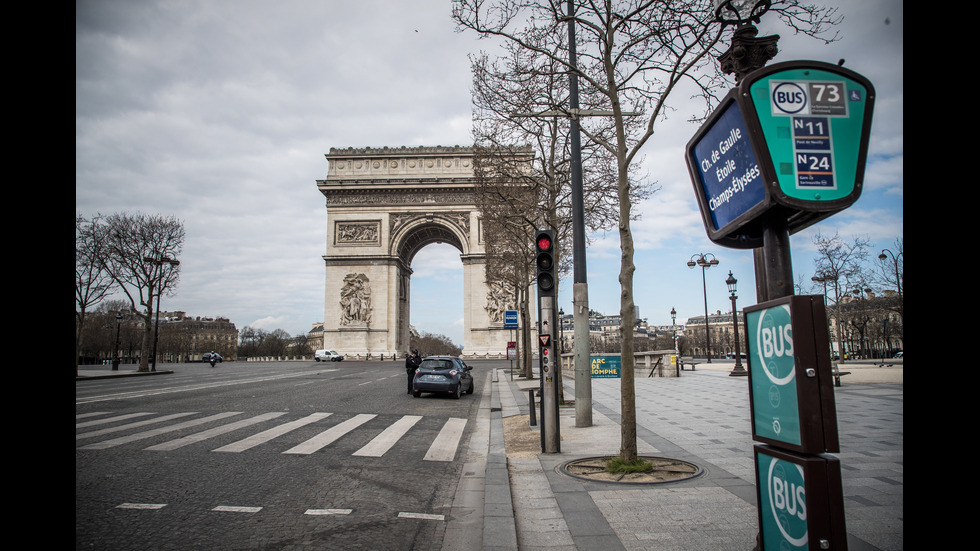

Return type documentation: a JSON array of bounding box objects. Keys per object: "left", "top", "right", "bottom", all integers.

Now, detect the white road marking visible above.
[
  {"left": 212, "top": 412, "right": 332, "bottom": 453},
  {"left": 75, "top": 369, "right": 338, "bottom": 405},
  {"left": 76, "top": 412, "right": 199, "bottom": 440},
  {"left": 423, "top": 418, "right": 467, "bottom": 461},
  {"left": 352, "top": 415, "right": 422, "bottom": 457},
  {"left": 305, "top": 508, "right": 353, "bottom": 515},
  {"left": 77, "top": 412, "right": 243, "bottom": 450},
  {"left": 144, "top": 412, "right": 287, "bottom": 451},
  {"left": 212, "top": 506, "right": 262, "bottom": 513},
  {"left": 76, "top": 412, "right": 156, "bottom": 429},
  {"left": 282, "top": 413, "right": 376, "bottom": 454},
  {"left": 116, "top": 503, "right": 167, "bottom": 510},
  {"left": 398, "top": 512, "right": 445, "bottom": 521}
]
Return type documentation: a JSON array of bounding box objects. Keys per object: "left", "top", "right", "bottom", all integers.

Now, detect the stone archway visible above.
[{"left": 315, "top": 145, "right": 524, "bottom": 358}]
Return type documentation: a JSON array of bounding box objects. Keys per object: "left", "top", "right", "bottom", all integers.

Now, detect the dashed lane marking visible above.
[
  {"left": 116, "top": 503, "right": 166, "bottom": 510},
  {"left": 305, "top": 508, "right": 353, "bottom": 515},
  {"left": 212, "top": 506, "right": 263, "bottom": 513},
  {"left": 398, "top": 512, "right": 445, "bottom": 521}
]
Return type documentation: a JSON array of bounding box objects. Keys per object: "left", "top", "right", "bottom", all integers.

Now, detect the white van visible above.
[{"left": 315, "top": 349, "right": 344, "bottom": 362}]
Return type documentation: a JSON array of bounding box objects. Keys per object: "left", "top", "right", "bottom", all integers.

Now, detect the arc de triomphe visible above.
[{"left": 316, "top": 145, "right": 522, "bottom": 358}]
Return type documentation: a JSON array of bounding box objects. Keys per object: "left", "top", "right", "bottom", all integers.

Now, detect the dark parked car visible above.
[{"left": 412, "top": 356, "right": 474, "bottom": 399}]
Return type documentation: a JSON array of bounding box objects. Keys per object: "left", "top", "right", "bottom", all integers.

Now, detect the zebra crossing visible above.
[{"left": 76, "top": 410, "right": 468, "bottom": 461}]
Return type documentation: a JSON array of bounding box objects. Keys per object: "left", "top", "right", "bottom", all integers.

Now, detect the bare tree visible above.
[
  {"left": 455, "top": 0, "right": 840, "bottom": 463},
  {"left": 470, "top": 33, "right": 652, "bottom": 396},
  {"left": 76, "top": 214, "right": 115, "bottom": 375},
  {"left": 101, "top": 212, "right": 185, "bottom": 372},
  {"left": 810, "top": 231, "right": 869, "bottom": 363}
]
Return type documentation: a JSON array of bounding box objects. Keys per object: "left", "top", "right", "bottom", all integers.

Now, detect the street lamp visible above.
[
  {"left": 726, "top": 271, "right": 747, "bottom": 376},
  {"left": 878, "top": 248, "right": 904, "bottom": 323},
  {"left": 714, "top": 0, "right": 779, "bottom": 83},
  {"left": 558, "top": 308, "right": 565, "bottom": 354},
  {"left": 145, "top": 255, "right": 180, "bottom": 372},
  {"left": 671, "top": 307, "right": 679, "bottom": 376},
  {"left": 812, "top": 273, "right": 843, "bottom": 363},
  {"left": 112, "top": 311, "right": 122, "bottom": 371},
  {"left": 687, "top": 253, "right": 719, "bottom": 362},
  {"left": 848, "top": 287, "right": 872, "bottom": 359}
]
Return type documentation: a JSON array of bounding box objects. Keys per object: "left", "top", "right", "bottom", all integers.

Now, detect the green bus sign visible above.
[
  {"left": 744, "top": 295, "right": 840, "bottom": 454},
  {"left": 754, "top": 445, "right": 847, "bottom": 550},
  {"left": 746, "top": 63, "right": 874, "bottom": 208},
  {"left": 686, "top": 60, "right": 874, "bottom": 248},
  {"left": 746, "top": 302, "right": 802, "bottom": 446}
]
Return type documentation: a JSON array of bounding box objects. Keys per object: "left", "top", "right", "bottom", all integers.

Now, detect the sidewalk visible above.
[{"left": 492, "top": 361, "right": 903, "bottom": 551}]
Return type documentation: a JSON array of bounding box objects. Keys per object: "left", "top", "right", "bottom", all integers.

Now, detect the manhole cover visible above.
[{"left": 559, "top": 456, "right": 703, "bottom": 484}]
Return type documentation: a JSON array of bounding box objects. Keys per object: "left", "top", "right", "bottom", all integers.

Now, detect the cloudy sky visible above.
[{"left": 76, "top": 1, "right": 902, "bottom": 346}]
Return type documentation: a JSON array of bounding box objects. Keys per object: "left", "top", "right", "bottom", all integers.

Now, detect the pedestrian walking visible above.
[{"left": 405, "top": 349, "right": 421, "bottom": 394}]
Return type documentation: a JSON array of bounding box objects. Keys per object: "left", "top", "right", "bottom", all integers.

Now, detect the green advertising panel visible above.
[
  {"left": 590, "top": 355, "right": 621, "bottom": 378},
  {"left": 746, "top": 303, "right": 802, "bottom": 447}
]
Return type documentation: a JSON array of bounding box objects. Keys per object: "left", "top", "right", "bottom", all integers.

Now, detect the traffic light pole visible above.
[
  {"left": 540, "top": 295, "right": 560, "bottom": 453},
  {"left": 535, "top": 229, "right": 560, "bottom": 453}
]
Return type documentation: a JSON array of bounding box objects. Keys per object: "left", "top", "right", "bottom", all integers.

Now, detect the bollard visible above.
[{"left": 528, "top": 389, "right": 537, "bottom": 426}]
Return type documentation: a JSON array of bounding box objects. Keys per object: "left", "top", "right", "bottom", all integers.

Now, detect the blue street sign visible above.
[
  {"left": 504, "top": 310, "right": 518, "bottom": 329},
  {"left": 688, "top": 97, "right": 767, "bottom": 235}
]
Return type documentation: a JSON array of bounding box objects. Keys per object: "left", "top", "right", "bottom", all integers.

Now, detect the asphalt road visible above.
[{"left": 76, "top": 360, "right": 491, "bottom": 550}]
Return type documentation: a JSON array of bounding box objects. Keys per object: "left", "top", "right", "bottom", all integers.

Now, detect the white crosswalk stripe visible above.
[
  {"left": 76, "top": 412, "right": 198, "bottom": 440},
  {"left": 212, "top": 412, "right": 332, "bottom": 453},
  {"left": 76, "top": 411, "right": 469, "bottom": 461},
  {"left": 353, "top": 415, "right": 422, "bottom": 457},
  {"left": 423, "top": 417, "right": 467, "bottom": 461},
  {"left": 144, "top": 412, "right": 288, "bottom": 451},
  {"left": 77, "top": 412, "right": 243, "bottom": 450},
  {"left": 282, "top": 413, "right": 377, "bottom": 455}
]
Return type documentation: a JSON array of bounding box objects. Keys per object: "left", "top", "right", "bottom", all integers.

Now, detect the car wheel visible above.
[
  {"left": 413, "top": 390, "right": 421, "bottom": 398},
  {"left": 467, "top": 380, "right": 474, "bottom": 394},
  {"left": 453, "top": 385, "right": 461, "bottom": 399}
]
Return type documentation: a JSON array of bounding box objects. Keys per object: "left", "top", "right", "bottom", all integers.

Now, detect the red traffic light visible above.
[{"left": 537, "top": 235, "right": 552, "bottom": 252}]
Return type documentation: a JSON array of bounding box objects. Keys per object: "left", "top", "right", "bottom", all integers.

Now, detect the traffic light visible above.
[{"left": 535, "top": 229, "right": 555, "bottom": 297}]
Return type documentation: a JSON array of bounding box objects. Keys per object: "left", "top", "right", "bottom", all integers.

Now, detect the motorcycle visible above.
[{"left": 209, "top": 355, "right": 217, "bottom": 368}]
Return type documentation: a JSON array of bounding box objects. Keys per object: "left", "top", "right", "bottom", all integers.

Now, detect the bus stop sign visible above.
[{"left": 687, "top": 60, "right": 875, "bottom": 248}]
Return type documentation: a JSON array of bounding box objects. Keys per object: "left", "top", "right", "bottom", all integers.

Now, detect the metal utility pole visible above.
[
  {"left": 566, "top": 0, "right": 592, "bottom": 428},
  {"left": 513, "top": 2, "right": 640, "bottom": 428}
]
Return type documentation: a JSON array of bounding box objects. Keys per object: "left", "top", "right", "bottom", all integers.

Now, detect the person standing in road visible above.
[{"left": 405, "top": 349, "right": 421, "bottom": 394}]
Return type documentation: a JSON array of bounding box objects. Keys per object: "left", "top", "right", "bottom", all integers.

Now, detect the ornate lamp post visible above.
[
  {"left": 714, "top": 0, "right": 779, "bottom": 84},
  {"left": 145, "top": 255, "right": 180, "bottom": 372},
  {"left": 878, "top": 248, "right": 903, "bottom": 323},
  {"left": 112, "top": 311, "right": 122, "bottom": 371},
  {"left": 687, "top": 253, "right": 719, "bottom": 362},
  {"left": 671, "top": 307, "right": 679, "bottom": 376},
  {"left": 726, "top": 271, "right": 747, "bottom": 376}
]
